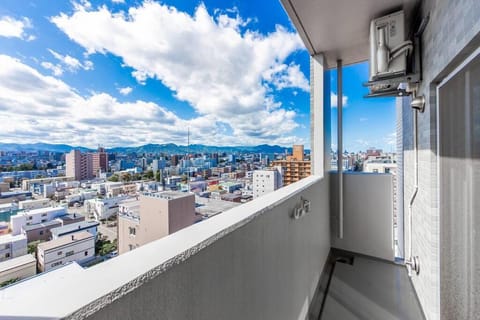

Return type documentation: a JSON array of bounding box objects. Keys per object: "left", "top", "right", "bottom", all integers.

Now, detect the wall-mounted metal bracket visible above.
[{"left": 292, "top": 197, "right": 311, "bottom": 220}]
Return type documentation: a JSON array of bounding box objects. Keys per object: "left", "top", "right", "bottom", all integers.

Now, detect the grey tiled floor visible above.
[{"left": 321, "top": 255, "right": 425, "bottom": 320}]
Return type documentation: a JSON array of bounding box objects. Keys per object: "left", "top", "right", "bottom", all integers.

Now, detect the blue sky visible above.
[{"left": 0, "top": 0, "right": 395, "bottom": 151}]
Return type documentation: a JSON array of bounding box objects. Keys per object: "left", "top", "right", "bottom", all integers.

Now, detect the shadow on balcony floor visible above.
[{"left": 314, "top": 250, "right": 425, "bottom": 320}]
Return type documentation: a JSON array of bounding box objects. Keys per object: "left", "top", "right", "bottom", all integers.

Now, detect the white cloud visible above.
[
  {"left": 118, "top": 86, "right": 132, "bottom": 95},
  {"left": 50, "top": 2, "right": 307, "bottom": 142},
  {"left": 0, "top": 55, "right": 302, "bottom": 147},
  {"left": 40, "top": 61, "right": 63, "bottom": 76},
  {"left": 42, "top": 49, "right": 94, "bottom": 76},
  {"left": 0, "top": 16, "right": 34, "bottom": 40},
  {"left": 263, "top": 63, "right": 309, "bottom": 92},
  {"left": 331, "top": 92, "right": 348, "bottom": 108},
  {"left": 111, "top": 0, "right": 125, "bottom": 3}
]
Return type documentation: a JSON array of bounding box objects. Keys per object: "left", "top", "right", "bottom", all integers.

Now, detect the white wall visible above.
[
  {"left": 330, "top": 172, "right": 394, "bottom": 261},
  {"left": 0, "top": 255, "right": 36, "bottom": 284},
  {"left": 400, "top": 1, "right": 480, "bottom": 319},
  {"left": 253, "top": 169, "right": 282, "bottom": 198},
  {"left": 39, "top": 236, "right": 95, "bottom": 272},
  {"left": 18, "top": 198, "right": 51, "bottom": 211},
  {"left": 0, "top": 234, "right": 27, "bottom": 262},
  {"left": 0, "top": 176, "right": 331, "bottom": 319},
  {"left": 10, "top": 207, "right": 66, "bottom": 236}
]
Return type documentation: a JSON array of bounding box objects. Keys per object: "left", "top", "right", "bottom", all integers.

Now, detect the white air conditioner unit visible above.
[{"left": 369, "top": 10, "right": 413, "bottom": 81}]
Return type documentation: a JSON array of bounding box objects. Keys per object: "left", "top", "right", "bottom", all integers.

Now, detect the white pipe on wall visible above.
[
  {"left": 337, "top": 59, "right": 343, "bottom": 239},
  {"left": 406, "top": 107, "right": 419, "bottom": 276}
]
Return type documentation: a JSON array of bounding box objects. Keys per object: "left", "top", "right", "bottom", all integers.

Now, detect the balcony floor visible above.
[{"left": 318, "top": 250, "right": 425, "bottom": 320}]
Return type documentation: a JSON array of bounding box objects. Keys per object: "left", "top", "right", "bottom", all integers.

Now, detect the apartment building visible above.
[
  {"left": 36, "top": 231, "right": 95, "bottom": 272},
  {"left": 66, "top": 150, "right": 93, "bottom": 181},
  {"left": 253, "top": 168, "right": 283, "bottom": 198},
  {"left": 10, "top": 207, "right": 66, "bottom": 236},
  {"left": 91, "top": 147, "right": 108, "bottom": 177},
  {"left": 271, "top": 159, "right": 311, "bottom": 186},
  {"left": 84, "top": 195, "right": 128, "bottom": 220},
  {"left": 21, "top": 220, "right": 62, "bottom": 243},
  {"left": 50, "top": 221, "right": 99, "bottom": 240},
  {"left": 21, "top": 213, "right": 85, "bottom": 243},
  {"left": 66, "top": 147, "right": 108, "bottom": 181},
  {"left": 18, "top": 198, "right": 51, "bottom": 211},
  {"left": 0, "top": 254, "right": 36, "bottom": 285},
  {"left": 0, "top": 234, "right": 27, "bottom": 262},
  {"left": 363, "top": 156, "right": 398, "bottom": 173},
  {"left": 118, "top": 192, "right": 196, "bottom": 254}
]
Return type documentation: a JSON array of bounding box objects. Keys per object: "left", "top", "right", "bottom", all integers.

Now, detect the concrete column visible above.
[{"left": 310, "top": 54, "right": 328, "bottom": 177}]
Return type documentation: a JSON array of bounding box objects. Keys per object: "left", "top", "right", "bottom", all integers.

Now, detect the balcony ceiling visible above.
[{"left": 280, "top": 0, "right": 419, "bottom": 68}]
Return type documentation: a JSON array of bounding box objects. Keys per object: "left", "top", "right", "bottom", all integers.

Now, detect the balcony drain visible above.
[{"left": 336, "top": 256, "right": 354, "bottom": 265}]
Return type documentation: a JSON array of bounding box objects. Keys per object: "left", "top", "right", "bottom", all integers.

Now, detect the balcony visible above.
[
  {"left": 0, "top": 173, "right": 422, "bottom": 319},
  {"left": 0, "top": 0, "right": 479, "bottom": 319}
]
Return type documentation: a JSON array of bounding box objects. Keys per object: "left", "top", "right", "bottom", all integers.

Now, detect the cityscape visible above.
[{"left": 0, "top": 143, "right": 396, "bottom": 285}]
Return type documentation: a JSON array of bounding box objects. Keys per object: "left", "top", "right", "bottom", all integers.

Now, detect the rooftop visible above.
[
  {"left": 142, "top": 191, "right": 193, "bottom": 201},
  {"left": 0, "top": 233, "right": 26, "bottom": 244},
  {"left": 0, "top": 191, "right": 32, "bottom": 198},
  {"left": 50, "top": 221, "right": 99, "bottom": 237},
  {"left": 195, "top": 196, "right": 241, "bottom": 218},
  {"left": 21, "top": 219, "right": 62, "bottom": 232},
  {"left": 57, "top": 213, "right": 85, "bottom": 223},
  {"left": 37, "top": 231, "right": 93, "bottom": 252},
  {"left": 0, "top": 254, "right": 36, "bottom": 272},
  {"left": 18, "top": 206, "right": 65, "bottom": 216},
  {"left": 118, "top": 198, "right": 140, "bottom": 209}
]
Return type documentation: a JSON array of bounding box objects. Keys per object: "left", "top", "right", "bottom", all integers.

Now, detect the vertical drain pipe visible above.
[
  {"left": 337, "top": 60, "right": 343, "bottom": 239},
  {"left": 406, "top": 93, "right": 424, "bottom": 276}
]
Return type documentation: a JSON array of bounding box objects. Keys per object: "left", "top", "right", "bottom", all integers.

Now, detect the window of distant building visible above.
[{"left": 129, "top": 227, "right": 136, "bottom": 236}]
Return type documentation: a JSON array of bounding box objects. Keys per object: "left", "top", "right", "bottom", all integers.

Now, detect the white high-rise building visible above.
[{"left": 253, "top": 167, "right": 283, "bottom": 199}]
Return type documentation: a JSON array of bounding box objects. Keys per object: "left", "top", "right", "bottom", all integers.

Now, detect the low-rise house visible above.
[
  {"left": 50, "top": 221, "right": 99, "bottom": 240},
  {"left": 21, "top": 220, "right": 62, "bottom": 243},
  {"left": 10, "top": 207, "right": 66, "bottom": 236},
  {"left": 36, "top": 231, "right": 95, "bottom": 272},
  {"left": 0, "top": 254, "right": 36, "bottom": 285},
  {"left": 0, "top": 234, "right": 27, "bottom": 262}
]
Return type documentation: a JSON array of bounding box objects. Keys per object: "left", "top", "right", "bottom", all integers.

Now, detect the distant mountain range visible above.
[{"left": 0, "top": 142, "right": 305, "bottom": 155}]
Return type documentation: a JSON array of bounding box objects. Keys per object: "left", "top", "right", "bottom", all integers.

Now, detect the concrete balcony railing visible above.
[
  {"left": 330, "top": 172, "right": 395, "bottom": 261},
  {"left": 0, "top": 175, "right": 331, "bottom": 320}
]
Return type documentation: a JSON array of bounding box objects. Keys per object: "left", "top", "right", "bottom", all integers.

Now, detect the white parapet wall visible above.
[{"left": 0, "top": 175, "right": 330, "bottom": 320}]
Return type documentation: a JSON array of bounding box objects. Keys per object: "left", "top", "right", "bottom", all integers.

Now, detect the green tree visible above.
[
  {"left": 0, "top": 278, "right": 20, "bottom": 288},
  {"left": 108, "top": 174, "right": 119, "bottom": 182},
  {"left": 27, "top": 241, "right": 41, "bottom": 255},
  {"left": 144, "top": 170, "right": 154, "bottom": 179}
]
